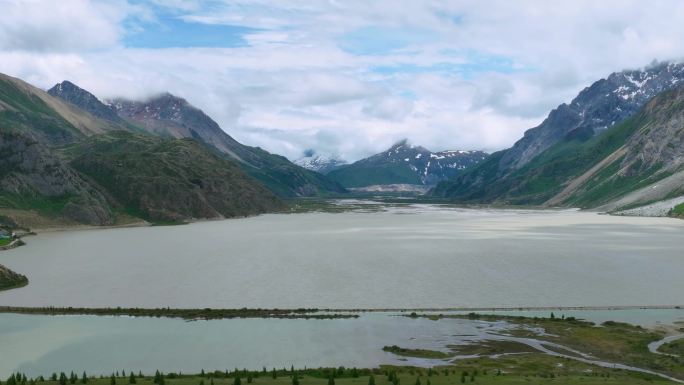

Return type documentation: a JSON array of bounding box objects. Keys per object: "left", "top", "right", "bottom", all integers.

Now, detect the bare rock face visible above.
[
  {"left": 0, "top": 130, "right": 114, "bottom": 225},
  {"left": 500, "top": 62, "right": 684, "bottom": 172},
  {"left": 48, "top": 81, "right": 122, "bottom": 123},
  {"left": 619, "top": 87, "right": 684, "bottom": 175}
]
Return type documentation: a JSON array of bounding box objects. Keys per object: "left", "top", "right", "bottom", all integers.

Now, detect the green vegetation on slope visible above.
[
  {"left": 0, "top": 264, "right": 28, "bottom": 291},
  {"left": 0, "top": 75, "right": 82, "bottom": 143},
  {"left": 432, "top": 86, "right": 684, "bottom": 208},
  {"left": 240, "top": 147, "right": 346, "bottom": 197},
  {"left": 327, "top": 163, "right": 421, "bottom": 188},
  {"left": 501, "top": 113, "right": 647, "bottom": 206},
  {"left": 64, "top": 131, "right": 286, "bottom": 222},
  {"left": 669, "top": 203, "right": 684, "bottom": 218}
]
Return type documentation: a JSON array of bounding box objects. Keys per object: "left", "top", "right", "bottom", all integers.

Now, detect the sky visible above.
[{"left": 1, "top": 1, "right": 684, "bottom": 162}]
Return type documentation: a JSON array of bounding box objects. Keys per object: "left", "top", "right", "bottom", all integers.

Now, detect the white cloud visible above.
[
  {"left": 1, "top": 0, "right": 684, "bottom": 161},
  {"left": 0, "top": 0, "right": 133, "bottom": 52}
]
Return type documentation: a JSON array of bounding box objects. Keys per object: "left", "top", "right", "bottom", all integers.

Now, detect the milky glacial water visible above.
[{"left": 0, "top": 205, "right": 683, "bottom": 308}]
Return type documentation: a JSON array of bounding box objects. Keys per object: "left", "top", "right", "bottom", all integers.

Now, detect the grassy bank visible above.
[
  {"left": 4, "top": 360, "right": 675, "bottom": 385},
  {"left": 416, "top": 313, "right": 684, "bottom": 380}
]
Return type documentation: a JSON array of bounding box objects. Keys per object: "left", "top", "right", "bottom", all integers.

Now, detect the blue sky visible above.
[{"left": 1, "top": 0, "right": 684, "bottom": 161}]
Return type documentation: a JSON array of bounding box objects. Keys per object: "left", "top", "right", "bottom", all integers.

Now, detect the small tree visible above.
[
  {"left": 368, "top": 375, "right": 375, "bottom": 385},
  {"left": 110, "top": 375, "right": 116, "bottom": 385},
  {"left": 271, "top": 369, "right": 276, "bottom": 380},
  {"left": 129, "top": 373, "right": 136, "bottom": 384},
  {"left": 81, "top": 372, "right": 88, "bottom": 384},
  {"left": 234, "top": 376, "right": 241, "bottom": 385},
  {"left": 327, "top": 377, "right": 334, "bottom": 385},
  {"left": 415, "top": 378, "right": 420, "bottom": 385}
]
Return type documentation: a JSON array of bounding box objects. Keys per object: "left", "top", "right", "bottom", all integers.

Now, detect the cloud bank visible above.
[{"left": 1, "top": 0, "right": 684, "bottom": 161}]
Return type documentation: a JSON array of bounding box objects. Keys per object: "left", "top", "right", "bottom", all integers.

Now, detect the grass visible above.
[
  {"left": 7, "top": 360, "right": 674, "bottom": 385},
  {"left": 0, "top": 193, "right": 73, "bottom": 218},
  {"left": 659, "top": 339, "right": 684, "bottom": 356},
  {"left": 0, "top": 238, "right": 11, "bottom": 246},
  {"left": 669, "top": 203, "right": 684, "bottom": 218},
  {"left": 421, "top": 313, "right": 684, "bottom": 380},
  {"left": 448, "top": 340, "right": 537, "bottom": 356},
  {"left": 382, "top": 346, "right": 451, "bottom": 359}
]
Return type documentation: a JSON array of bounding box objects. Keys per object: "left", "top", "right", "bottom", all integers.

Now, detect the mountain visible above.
[
  {"left": 0, "top": 74, "right": 116, "bottom": 225},
  {"left": 326, "top": 140, "right": 488, "bottom": 188},
  {"left": 48, "top": 80, "right": 123, "bottom": 124},
  {"left": 432, "top": 83, "right": 684, "bottom": 211},
  {"left": 432, "top": 61, "right": 684, "bottom": 208},
  {"left": 0, "top": 73, "right": 285, "bottom": 227},
  {"left": 64, "top": 131, "right": 285, "bottom": 222},
  {"left": 294, "top": 153, "right": 348, "bottom": 174},
  {"left": 104, "top": 93, "right": 345, "bottom": 197}
]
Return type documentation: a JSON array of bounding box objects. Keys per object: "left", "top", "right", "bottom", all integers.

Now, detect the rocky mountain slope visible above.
[
  {"left": 104, "top": 92, "right": 345, "bottom": 197},
  {"left": 294, "top": 153, "right": 348, "bottom": 174},
  {"left": 65, "top": 131, "right": 284, "bottom": 222},
  {"left": 0, "top": 74, "right": 286, "bottom": 227},
  {"left": 432, "top": 62, "right": 684, "bottom": 209},
  {"left": 433, "top": 82, "right": 684, "bottom": 210},
  {"left": 327, "top": 140, "right": 487, "bottom": 188}
]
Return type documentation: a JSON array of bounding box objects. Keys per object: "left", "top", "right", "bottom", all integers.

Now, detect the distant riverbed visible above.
[{"left": 0, "top": 204, "right": 682, "bottom": 308}]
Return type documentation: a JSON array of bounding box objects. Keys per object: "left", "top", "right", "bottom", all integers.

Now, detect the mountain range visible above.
[
  {"left": 2, "top": 60, "right": 683, "bottom": 226},
  {"left": 49, "top": 82, "right": 345, "bottom": 198},
  {"left": 0, "top": 74, "right": 344, "bottom": 227},
  {"left": 325, "top": 140, "right": 488, "bottom": 188},
  {"left": 431, "top": 61, "right": 684, "bottom": 212}
]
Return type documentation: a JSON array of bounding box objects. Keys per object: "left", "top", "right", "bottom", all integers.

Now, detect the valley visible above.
[{"left": 1, "top": 11, "right": 684, "bottom": 384}]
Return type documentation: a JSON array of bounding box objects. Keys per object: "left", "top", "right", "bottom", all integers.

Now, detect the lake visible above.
[
  {"left": 0, "top": 204, "right": 683, "bottom": 308},
  {"left": 2, "top": 308, "right": 683, "bottom": 378}
]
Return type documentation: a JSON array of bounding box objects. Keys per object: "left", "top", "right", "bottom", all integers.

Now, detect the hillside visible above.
[
  {"left": 65, "top": 131, "right": 285, "bottom": 222},
  {"left": 432, "top": 62, "right": 684, "bottom": 210},
  {"left": 104, "top": 93, "right": 345, "bottom": 197},
  {"left": 327, "top": 140, "right": 487, "bottom": 188},
  {"left": 0, "top": 74, "right": 287, "bottom": 227},
  {"left": 432, "top": 85, "right": 684, "bottom": 210}
]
